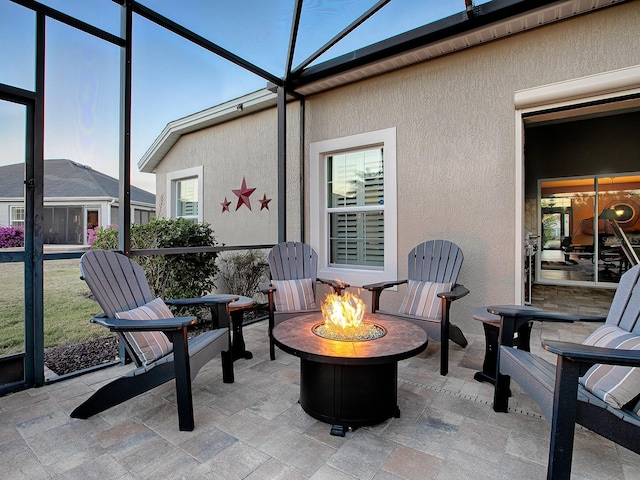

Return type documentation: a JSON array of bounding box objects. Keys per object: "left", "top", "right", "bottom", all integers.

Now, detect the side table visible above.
[
  {"left": 166, "top": 294, "right": 255, "bottom": 362},
  {"left": 202, "top": 294, "right": 255, "bottom": 361},
  {"left": 472, "top": 305, "right": 540, "bottom": 385}
]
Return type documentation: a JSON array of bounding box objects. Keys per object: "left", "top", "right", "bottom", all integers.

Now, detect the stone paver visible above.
[{"left": 2, "top": 286, "right": 637, "bottom": 479}]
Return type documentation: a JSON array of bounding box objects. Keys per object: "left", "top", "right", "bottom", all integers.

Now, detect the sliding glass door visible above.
[{"left": 538, "top": 174, "right": 640, "bottom": 285}]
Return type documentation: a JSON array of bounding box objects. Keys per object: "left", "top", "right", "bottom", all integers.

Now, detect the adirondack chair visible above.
[
  {"left": 363, "top": 239, "right": 469, "bottom": 376},
  {"left": 492, "top": 264, "right": 640, "bottom": 480},
  {"left": 261, "top": 242, "right": 348, "bottom": 360},
  {"left": 70, "top": 250, "right": 234, "bottom": 431}
]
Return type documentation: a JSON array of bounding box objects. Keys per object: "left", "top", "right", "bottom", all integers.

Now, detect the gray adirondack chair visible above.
[
  {"left": 261, "top": 242, "right": 348, "bottom": 360},
  {"left": 492, "top": 263, "right": 640, "bottom": 480},
  {"left": 363, "top": 240, "right": 469, "bottom": 376},
  {"left": 70, "top": 250, "right": 234, "bottom": 431}
]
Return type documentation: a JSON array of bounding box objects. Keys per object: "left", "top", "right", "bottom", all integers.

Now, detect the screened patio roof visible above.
[
  {"left": 2, "top": 0, "right": 628, "bottom": 194},
  {"left": 126, "top": 0, "right": 628, "bottom": 96}
]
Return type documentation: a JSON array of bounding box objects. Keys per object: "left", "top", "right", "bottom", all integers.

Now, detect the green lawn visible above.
[{"left": 0, "top": 259, "right": 108, "bottom": 356}]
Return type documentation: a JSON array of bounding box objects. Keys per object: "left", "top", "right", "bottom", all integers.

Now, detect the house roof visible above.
[
  {"left": 139, "top": 89, "right": 277, "bottom": 173},
  {"left": 0, "top": 159, "right": 155, "bottom": 205},
  {"left": 138, "top": 0, "right": 629, "bottom": 174}
]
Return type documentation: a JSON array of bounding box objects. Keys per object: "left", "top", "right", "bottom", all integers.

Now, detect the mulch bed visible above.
[
  {"left": 44, "top": 307, "right": 267, "bottom": 376},
  {"left": 44, "top": 336, "right": 119, "bottom": 376}
]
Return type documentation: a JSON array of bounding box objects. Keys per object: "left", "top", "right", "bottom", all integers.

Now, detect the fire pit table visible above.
[{"left": 272, "top": 312, "right": 428, "bottom": 436}]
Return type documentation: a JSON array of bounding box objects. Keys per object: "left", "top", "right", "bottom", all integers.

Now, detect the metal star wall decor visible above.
[
  {"left": 259, "top": 194, "right": 272, "bottom": 210},
  {"left": 232, "top": 176, "right": 256, "bottom": 210},
  {"left": 220, "top": 197, "right": 231, "bottom": 213}
]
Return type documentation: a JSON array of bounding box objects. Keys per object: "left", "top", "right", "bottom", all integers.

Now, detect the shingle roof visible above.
[{"left": 0, "top": 159, "right": 155, "bottom": 205}]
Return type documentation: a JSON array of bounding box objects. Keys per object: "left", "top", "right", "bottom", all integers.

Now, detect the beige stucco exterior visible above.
[
  {"left": 150, "top": 2, "right": 640, "bottom": 335},
  {"left": 154, "top": 106, "right": 302, "bottom": 246}
]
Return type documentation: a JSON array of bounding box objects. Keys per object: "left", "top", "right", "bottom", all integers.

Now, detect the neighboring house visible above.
[
  {"left": 138, "top": 1, "right": 640, "bottom": 333},
  {"left": 0, "top": 159, "right": 155, "bottom": 245}
]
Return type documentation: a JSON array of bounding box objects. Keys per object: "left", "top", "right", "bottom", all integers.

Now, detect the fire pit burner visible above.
[{"left": 312, "top": 322, "right": 386, "bottom": 341}]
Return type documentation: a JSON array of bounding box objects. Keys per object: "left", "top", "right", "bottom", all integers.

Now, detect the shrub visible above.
[
  {"left": 216, "top": 249, "right": 269, "bottom": 302},
  {"left": 0, "top": 226, "right": 24, "bottom": 248},
  {"left": 91, "top": 218, "right": 219, "bottom": 301}
]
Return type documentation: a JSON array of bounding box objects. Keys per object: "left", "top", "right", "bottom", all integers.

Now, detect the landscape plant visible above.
[
  {"left": 91, "top": 218, "right": 220, "bottom": 300},
  {"left": 0, "top": 225, "right": 24, "bottom": 248},
  {"left": 216, "top": 249, "right": 269, "bottom": 302}
]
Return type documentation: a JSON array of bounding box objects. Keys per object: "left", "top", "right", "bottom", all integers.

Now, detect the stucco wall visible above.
[
  {"left": 155, "top": 106, "right": 301, "bottom": 246},
  {"left": 303, "top": 2, "right": 640, "bottom": 333}
]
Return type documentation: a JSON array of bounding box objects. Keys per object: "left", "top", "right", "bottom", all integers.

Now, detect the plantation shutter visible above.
[
  {"left": 327, "top": 148, "right": 384, "bottom": 268},
  {"left": 176, "top": 178, "right": 198, "bottom": 219}
]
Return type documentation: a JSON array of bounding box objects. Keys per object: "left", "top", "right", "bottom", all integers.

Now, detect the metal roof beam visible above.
[
  {"left": 285, "top": 0, "right": 304, "bottom": 81},
  {"left": 132, "top": 1, "right": 283, "bottom": 87},
  {"left": 289, "top": 0, "right": 565, "bottom": 88},
  {"left": 289, "top": 0, "right": 391, "bottom": 77}
]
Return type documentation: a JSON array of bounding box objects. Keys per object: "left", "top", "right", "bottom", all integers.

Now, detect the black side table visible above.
[
  {"left": 472, "top": 305, "right": 540, "bottom": 385},
  {"left": 166, "top": 294, "right": 255, "bottom": 362}
]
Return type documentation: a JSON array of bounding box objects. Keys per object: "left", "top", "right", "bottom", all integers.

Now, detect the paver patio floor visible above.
[{"left": 2, "top": 286, "right": 638, "bottom": 479}]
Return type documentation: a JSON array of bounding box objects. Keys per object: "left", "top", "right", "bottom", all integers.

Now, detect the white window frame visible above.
[
  {"left": 166, "top": 166, "right": 203, "bottom": 222},
  {"left": 310, "top": 128, "right": 397, "bottom": 287},
  {"left": 10, "top": 205, "right": 25, "bottom": 227}
]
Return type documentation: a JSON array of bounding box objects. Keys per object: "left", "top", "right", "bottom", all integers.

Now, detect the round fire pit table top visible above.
[{"left": 272, "top": 312, "right": 428, "bottom": 366}]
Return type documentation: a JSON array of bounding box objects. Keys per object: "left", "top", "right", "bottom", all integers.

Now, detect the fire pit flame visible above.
[
  {"left": 313, "top": 292, "right": 386, "bottom": 341},
  {"left": 322, "top": 291, "right": 365, "bottom": 329}
]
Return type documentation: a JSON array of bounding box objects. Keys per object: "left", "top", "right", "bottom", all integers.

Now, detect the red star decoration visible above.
[
  {"left": 259, "top": 194, "right": 272, "bottom": 211},
  {"left": 232, "top": 177, "right": 256, "bottom": 210},
  {"left": 220, "top": 197, "right": 231, "bottom": 213}
]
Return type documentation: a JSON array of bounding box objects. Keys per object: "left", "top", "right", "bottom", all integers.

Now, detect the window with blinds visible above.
[
  {"left": 176, "top": 177, "right": 198, "bottom": 220},
  {"left": 327, "top": 147, "right": 384, "bottom": 268}
]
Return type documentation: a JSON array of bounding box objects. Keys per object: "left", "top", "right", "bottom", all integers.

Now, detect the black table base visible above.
[{"left": 299, "top": 359, "right": 400, "bottom": 437}]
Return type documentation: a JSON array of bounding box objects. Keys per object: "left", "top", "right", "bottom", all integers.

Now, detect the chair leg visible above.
[
  {"left": 270, "top": 339, "right": 276, "bottom": 361},
  {"left": 547, "top": 356, "right": 581, "bottom": 480},
  {"left": 440, "top": 308, "right": 449, "bottom": 376},
  {"left": 170, "top": 329, "right": 194, "bottom": 432},
  {"left": 449, "top": 324, "right": 468, "bottom": 347},
  {"left": 222, "top": 350, "right": 234, "bottom": 383},
  {"left": 268, "top": 309, "right": 276, "bottom": 361},
  {"left": 493, "top": 314, "right": 518, "bottom": 413},
  {"left": 493, "top": 371, "right": 511, "bottom": 413}
]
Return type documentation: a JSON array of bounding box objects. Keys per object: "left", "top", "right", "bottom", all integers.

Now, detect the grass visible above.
[{"left": 0, "top": 259, "right": 108, "bottom": 356}]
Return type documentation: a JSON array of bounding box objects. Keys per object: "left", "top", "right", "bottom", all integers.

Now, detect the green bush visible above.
[
  {"left": 216, "top": 249, "right": 269, "bottom": 302},
  {"left": 92, "top": 218, "right": 219, "bottom": 300}
]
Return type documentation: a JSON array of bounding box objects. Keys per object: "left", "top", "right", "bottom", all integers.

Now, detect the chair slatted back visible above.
[
  {"left": 407, "top": 240, "right": 463, "bottom": 284},
  {"left": 80, "top": 250, "right": 155, "bottom": 318},
  {"left": 605, "top": 264, "right": 640, "bottom": 334},
  {"left": 268, "top": 242, "right": 319, "bottom": 295}
]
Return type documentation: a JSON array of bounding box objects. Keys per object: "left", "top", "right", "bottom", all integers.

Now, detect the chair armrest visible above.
[
  {"left": 164, "top": 296, "right": 239, "bottom": 307},
  {"left": 317, "top": 278, "right": 350, "bottom": 294},
  {"left": 543, "top": 339, "right": 640, "bottom": 368},
  {"left": 91, "top": 314, "right": 197, "bottom": 332},
  {"left": 259, "top": 282, "right": 275, "bottom": 294},
  {"left": 438, "top": 284, "right": 469, "bottom": 301},
  {"left": 317, "top": 277, "right": 349, "bottom": 289},
  {"left": 488, "top": 305, "right": 605, "bottom": 323},
  {"left": 362, "top": 279, "right": 408, "bottom": 313},
  {"left": 362, "top": 279, "right": 407, "bottom": 291},
  {"left": 527, "top": 311, "right": 605, "bottom": 322}
]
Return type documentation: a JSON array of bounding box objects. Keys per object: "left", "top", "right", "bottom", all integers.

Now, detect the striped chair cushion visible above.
[
  {"left": 399, "top": 280, "right": 452, "bottom": 319},
  {"left": 579, "top": 325, "right": 640, "bottom": 409},
  {"left": 272, "top": 279, "right": 316, "bottom": 312},
  {"left": 115, "top": 297, "right": 174, "bottom": 366}
]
